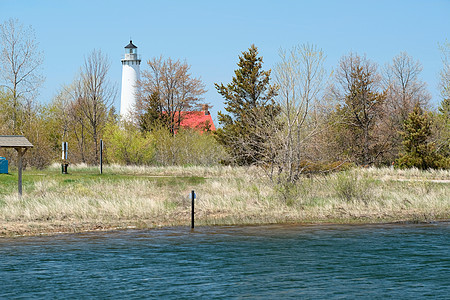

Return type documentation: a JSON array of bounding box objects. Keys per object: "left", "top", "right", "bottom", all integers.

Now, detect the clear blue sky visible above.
[{"left": 1, "top": 0, "right": 449, "bottom": 122}]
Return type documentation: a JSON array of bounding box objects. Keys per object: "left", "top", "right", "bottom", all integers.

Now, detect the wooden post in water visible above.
[{"left": 191, "top": 190, "right": 195, "bottom": 229}]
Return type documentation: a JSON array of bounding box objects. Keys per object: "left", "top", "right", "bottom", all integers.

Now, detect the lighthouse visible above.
[{"left": 120, "top": 40, "right": 141, "bottom": 120}]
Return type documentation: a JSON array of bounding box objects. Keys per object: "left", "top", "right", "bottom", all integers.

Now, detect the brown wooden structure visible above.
[{"left": 0, "top": 136, "right": 33, "bottom": 196}]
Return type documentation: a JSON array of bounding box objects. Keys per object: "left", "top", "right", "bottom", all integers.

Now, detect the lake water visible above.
[{"left": 0, "top": 223, "right": 449, "bottom": 299}]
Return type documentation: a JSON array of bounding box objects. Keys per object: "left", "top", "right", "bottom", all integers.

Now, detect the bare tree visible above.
[
  {"left": 439, "top": 40, "right": 450, "bottom": 101},
  {"left": 273, "top": 44, "right": 326, "bottom": 183},
  {"left": 381, "top": 52, "right": 431, "bottom": 161},
  {"left": 71, "top": 50, "right": 116, "bottom": 163},
  {"left": 137, "top": 56, "right": 206, "bottom": 134},
  {"left": 435, "top": 40, "right": 450, "bottom": 159},
  {"left": 51, "top": 86, "right": 73, "bottom": 142},
  {"left": 0, "top": 18, "right": 44, "bottom": 134},
  {"left": 384, "top": 52, "right": 430, "bottom": 124}
]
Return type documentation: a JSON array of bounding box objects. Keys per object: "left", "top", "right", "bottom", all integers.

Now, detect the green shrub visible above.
[
  {"left": 396, "top": 104, "right": 449, "bottom": 170},
  {"left": 103, "top": 123, "right": 155, "bottom": 165},
  {"left": 153, "top": 127, "right": 227, "bottom": 166}
]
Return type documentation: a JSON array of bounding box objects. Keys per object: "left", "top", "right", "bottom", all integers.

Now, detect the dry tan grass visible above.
[
  {"left": 1, "top": 165, "right": 449, "bottom": 236},
  {"left": 361, "top": 166, "right": 450, "bottom": 181}
]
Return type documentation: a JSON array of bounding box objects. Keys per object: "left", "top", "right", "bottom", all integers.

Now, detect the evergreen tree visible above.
[
  {"left": 215, "top": 45, "right": 279, "bottom": 165},
  {"left": 333, "top": 53, "right": 386, "bottom": 165},
  {"left": 396, "top": 103, "right": 447, "bottom": 169},
  {"left": 138, "top": 91, "right": 169, "bottom": 132}
]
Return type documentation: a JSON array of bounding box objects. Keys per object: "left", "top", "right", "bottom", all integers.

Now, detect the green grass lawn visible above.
[{"left": 1, "top": 166, "right": 206, "bottom": 196}]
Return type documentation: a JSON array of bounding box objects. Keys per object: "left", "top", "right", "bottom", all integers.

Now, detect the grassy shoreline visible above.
[{"left": 1, "top": 164, "right": 449, "bottom": 237}]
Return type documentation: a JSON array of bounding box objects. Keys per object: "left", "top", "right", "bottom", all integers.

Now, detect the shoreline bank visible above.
[
  {"left": 2, "top": 215, "right": 449, "bottom": 237},
  {"left": 1, "top": 165, "right": 449, "bottom": 237}
]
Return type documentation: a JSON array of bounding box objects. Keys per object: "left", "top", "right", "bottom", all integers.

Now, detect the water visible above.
[{"left": 0, "top": 223, "right": 449, "bottom": 299}]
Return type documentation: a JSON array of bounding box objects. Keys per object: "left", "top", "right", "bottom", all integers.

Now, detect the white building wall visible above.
[{"left": 120, "top": 58, "right": 140, "bottom": 120}]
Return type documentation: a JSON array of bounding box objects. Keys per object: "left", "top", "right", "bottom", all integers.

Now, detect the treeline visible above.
[
  {"left": 0, "top": 19, "right": 449, "bottom": 174},
  {"left": 216, "top": 45, "right": 449, "bottom": 184}
]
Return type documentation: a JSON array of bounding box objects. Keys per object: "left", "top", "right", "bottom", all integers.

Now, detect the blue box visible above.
[{"left": 0, "top": 157, "right": 8, "bottom": 174}]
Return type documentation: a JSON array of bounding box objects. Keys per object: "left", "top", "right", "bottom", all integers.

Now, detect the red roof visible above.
[{"left": 179, "top": 111, "right": 216, "bottom": 132}]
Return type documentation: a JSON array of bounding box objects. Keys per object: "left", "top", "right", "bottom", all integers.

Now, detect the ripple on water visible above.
[{"left": 0, "top": 223, "right": 449, "bottom": 299}]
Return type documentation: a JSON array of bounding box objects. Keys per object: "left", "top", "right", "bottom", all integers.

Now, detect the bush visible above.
[
  {"left": 396, "top": 104, "right": 449, "bottom": 170},
  {"left": 153, "top": 127, "right": 227, "bottom": 166},
  {"left": 396, "top": 151, "right": 450, "bottom": 170},
  {"left": 103, "top": 123, "right": 155, "bottom": 165}
]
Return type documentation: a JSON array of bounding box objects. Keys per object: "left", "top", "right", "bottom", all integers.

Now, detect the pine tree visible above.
[
  {"left": 138, "top": 92, "right": 169, "bottom": 132},
  {"left": 215, "top": 45, "right": 279, "bottom": 165},
  {"left": 332, "top": 53, "right": 387, "bottom": 166},
  {"left": 396, "top": 103, "right": 446, "bottom": 169}
]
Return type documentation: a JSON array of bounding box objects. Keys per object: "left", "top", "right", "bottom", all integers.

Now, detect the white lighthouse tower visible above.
[{"left": 120, "top": 40, "right": 141, "bottom": 120}]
